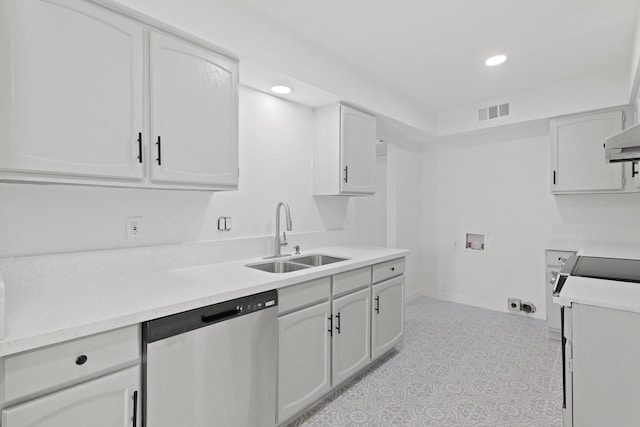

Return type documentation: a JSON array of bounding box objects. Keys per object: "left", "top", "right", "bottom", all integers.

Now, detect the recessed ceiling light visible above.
[
  {"left": 485, "top": 55, "right": 507, "bottom": 66},
  {"left": 271, "top": 85, "right": 292, "bottom": 95}
]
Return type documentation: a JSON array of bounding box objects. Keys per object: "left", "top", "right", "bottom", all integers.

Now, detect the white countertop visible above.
[
  {"left": 554, "top": 275, "right": 640, "bottom": 313},
  {"left": 1, "top": 246, "right": 407, "bottom": 357}
]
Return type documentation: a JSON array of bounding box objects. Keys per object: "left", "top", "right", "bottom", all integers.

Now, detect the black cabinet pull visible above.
[
  {"left": 553, "top": 170, "right": 556, "bottom": 185},
  {"left": 343, "top": 166, "right": 348, "bottom": 183},
  {"left": 391, "top": 267, "right": 395, "bottom": 272},
  {"left": 132, "top": 390, "right": 138, "bottom": 427},
  {"left": 633, "top": 162, "right": 638, "bottom": 178},
  {"left": 335, "top": 312, "right": 341, "bottom": 334},
  {"left": 156, "top": 136, "right": 162, "bottom": 165},
  {"left": 375, "top": 296, "right": 380, "bottom": 314},
  {"left": 328, "top": 315, "right": 333, "bottom": 336},
  {"left": 75, "top": 355, "right": 88, "bottom": 365},
  {"left": 137, "top": 132, "right": 143, "bottom": 163}
]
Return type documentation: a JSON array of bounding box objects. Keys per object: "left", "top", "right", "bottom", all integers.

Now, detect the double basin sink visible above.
[{"left": 247, "top": 254, "right": 349, "bottom": 273}]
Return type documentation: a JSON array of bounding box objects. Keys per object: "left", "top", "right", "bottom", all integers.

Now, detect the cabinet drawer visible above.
[
  {"left": 278, "top": 276, "right": 331, "bottom": 315},
  {"left": 372, "top": 258, "right": 405, "bottom": 284},
  {"left": 545, "top": 251, "right": 576, "bottom": 267},
  {"left": 3, "top": 325, "right": 140, "bottom": 404},
  {"left": 333, "top": 267, "right": 371, "bottom": 296}
]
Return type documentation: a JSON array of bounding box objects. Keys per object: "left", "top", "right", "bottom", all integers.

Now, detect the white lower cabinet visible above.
[
  {"left": 331, "top": 287, "right": 371, "bottom": 387},
  {"left": 277, "top": 301, "right": 331, "bottom": 424},
  {"left": 372, "top": 276, "right": 404, "bottom": 360},
  {"left": 276, "top": 259, "right": 406, "bottom": 425},
  {"left": 1, "top": 365, "right": 140, "bottom": 427}
]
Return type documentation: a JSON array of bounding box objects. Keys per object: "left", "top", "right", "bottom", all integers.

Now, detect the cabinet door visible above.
[
  {"left": 551, "top": 110, "right": 624, "bottom": 193},
  {"left": 372, "top": 276, "right": 404, "bottom": 360},
  {"left": 2, "top": 366, "right": 140, "bottom": 427},
  {"left": 332, "top": 287, "right": 371, "bottom": 386},
  {"left": 0, "top": 0, "right": 144, "bottom": 180},
  {"left": 572, "top": 304, "right": 640, "bottom": 426},
  {"left": 277, "top": 302, "right": 331, "bottom": 423},
  {"left": 149, "top": 31, "right": 239, "bottom": 187},
  {"left": 340, "top": 106, "right": 376, "bottom": 194}
]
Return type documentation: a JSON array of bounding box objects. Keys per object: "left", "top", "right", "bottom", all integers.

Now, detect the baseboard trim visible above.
[
  {"left": 404, "top": 290, "right": 423, "bottom": 304},
  {"left": 420, "top": 289, "right": 545, "bottom": 320}
]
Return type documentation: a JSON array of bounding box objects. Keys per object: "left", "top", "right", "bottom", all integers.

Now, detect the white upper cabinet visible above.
[
  {"left": 0, "top": 0, "right": 144, "bottom": 181},
  {"left": 313, "top": 103, "right": 376, "bottom": 195},
  {"left": 551, "top": 109, "right": 634, "bottom": 194},
  {"left": 149, "top": 31, "right": 238, "bottom": 188},
  {"left": 0, "top": 0, "right": 239, "bottom": 190}
]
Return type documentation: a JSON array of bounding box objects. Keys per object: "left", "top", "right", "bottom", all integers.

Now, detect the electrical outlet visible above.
[
  {"left": 508, "top": 298, "right": 521, "bottom": 312},
  {"left": 126, "top": 217, "right": 142, "bottom": 240}
]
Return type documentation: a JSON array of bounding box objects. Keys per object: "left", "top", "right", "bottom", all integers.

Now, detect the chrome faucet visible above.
[{"left": 269, "top": 201, "right": 292, "bottom": 258}]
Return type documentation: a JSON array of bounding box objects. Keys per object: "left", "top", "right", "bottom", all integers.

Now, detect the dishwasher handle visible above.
[{"left": 201, "top": 307, "right": 242, "bottom": 324}]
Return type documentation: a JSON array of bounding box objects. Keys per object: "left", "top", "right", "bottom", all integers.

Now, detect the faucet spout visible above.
[{"left": 273, "top": 201, "right": 293, "bottom": 258}]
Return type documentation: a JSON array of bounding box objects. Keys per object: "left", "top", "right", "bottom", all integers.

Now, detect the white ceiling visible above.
[{"left": 236, "top": 0, "right": 640, "bottom": 112}]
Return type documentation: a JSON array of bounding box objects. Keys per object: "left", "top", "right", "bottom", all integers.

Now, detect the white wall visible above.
[
  {"left": 388, "top": 141, "right": 423, "bottom": 300},
  {"left": 437, "top": 71, "right": 630, "bottom": 135},
  {"left": 421, "top": 122, "right": 640, "bottom": 318},
  {"left": 630, "top": 6, "right": 640, "bottom": 103},
  {"left": 353, "top": 154, "right": 387, "bottom": 246},
  {"left": 0, "top": 87, "right": 354, "bottom": 258}
]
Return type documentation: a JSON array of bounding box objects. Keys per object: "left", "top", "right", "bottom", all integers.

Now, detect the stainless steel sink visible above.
[
  {"left": 246, "top": 261, "right": 310, "bottom": 273},
  {"left": 288, "top": 254, "right": 349, "bottom": 267}
]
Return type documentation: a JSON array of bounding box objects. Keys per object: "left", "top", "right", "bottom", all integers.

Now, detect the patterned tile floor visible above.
[{"left": 289, "top": 297, "right": 563, "bottom": 426}]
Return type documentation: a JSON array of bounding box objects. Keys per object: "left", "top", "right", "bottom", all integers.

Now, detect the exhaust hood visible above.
[{"left": 605, "top": 122, "right": 640, "bottom": 163}]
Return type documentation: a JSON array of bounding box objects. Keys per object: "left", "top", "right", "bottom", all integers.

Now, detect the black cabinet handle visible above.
[
  {"left": 633, "top": 161, "right": 638, "bottom": 178},
  {"left": 553, "top": 170, "right": 556, "bottom": 185},
  {"left": 137, "top": 132, "right": 143, "bottom": 163},
  {"left": 335, "top": 312, "right": 341, "bottom": 334},
  {"left": 328, "top": 315, "right": 333, "bottom": 336},
  {"left": 156, "top": 136, "right": 162, "bottom": 165},
  {"left": 132, "top": 390, "right": 138, "bottom": 427},
  {"left": 375, "top": 296, "right": 380, "bottom": 314},
  {"left": 75, "top": 355, "right": 88, "bottom": 365},
  {"left": 391, "top": 267, "right": 395, "bottom": 272},
  {"left": 343, "top": 166, "right": 348, "bottom": 183}
]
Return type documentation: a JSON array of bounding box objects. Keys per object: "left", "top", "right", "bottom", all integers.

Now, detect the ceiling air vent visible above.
[{"left": 478, "top": 102, "right": 511, "bottom": 122}]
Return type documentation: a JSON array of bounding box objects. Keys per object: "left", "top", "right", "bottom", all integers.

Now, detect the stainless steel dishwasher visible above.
[{"left": 142, "top": 290, "right": 278, "bottom": 427}]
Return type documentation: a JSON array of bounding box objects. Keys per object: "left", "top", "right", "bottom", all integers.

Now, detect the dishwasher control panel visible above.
[
  {"left": 241, "top": 293, "right": 278, "bottom": 313},
  {"left": 143, "top": 289, "right": 278, "bottom": 343}
]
